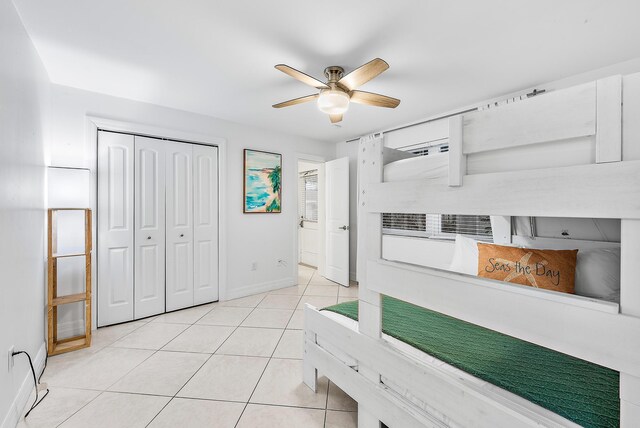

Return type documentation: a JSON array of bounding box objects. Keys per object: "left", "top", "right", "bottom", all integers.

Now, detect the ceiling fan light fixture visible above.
[
  {"left": 317, "top": 89, "right": 350, "bottom": 115},
  {"left": 273, "top": 59, "right": 398, "bottom": 123}
]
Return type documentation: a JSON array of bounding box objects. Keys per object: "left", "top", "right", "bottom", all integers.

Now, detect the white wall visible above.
[
  {"left": 299, "top": 161, "right": 319, "bottom": 173},
  {"left": 0, "top": 0, "right": 50, "bottom": 426},
  {"left": 48, "top": 85, "right": 335, "bottom": 315}
]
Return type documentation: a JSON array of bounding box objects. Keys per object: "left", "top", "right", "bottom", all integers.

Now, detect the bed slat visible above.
[
  {"left": 448, "top": 115, "right": 465, "bottom": 186},
  {"left": 368, "top": 160, "right": 640, "bottom": 219},
  {"left": 305, "top": 306, "right": 575, "bottom": 427},
  {"left": 357, "top": 135, "right": 386, "bottom": 427},
  {"left": 620, "top": 219, "right": 640, "bottom": 425},
  {"left": 596, "top": 75, "right": 623, "bottom": 163},
  {"left": 367, "top": 259, "right": 640, "bottom": 377},
  {"left": 463, "top": 81, "right": 596, "bottom": 155},
  {"left": 305, "top": 335, "right": 443, "bottom": 428}
]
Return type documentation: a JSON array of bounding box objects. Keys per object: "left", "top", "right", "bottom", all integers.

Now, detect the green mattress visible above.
[{"left": 323, "top": 296, "right": 619, "bottom": 428}]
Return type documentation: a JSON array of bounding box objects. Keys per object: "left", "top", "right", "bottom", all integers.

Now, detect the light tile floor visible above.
[{"left": 19, "top": 265, "right": 359, "bottom": 428}]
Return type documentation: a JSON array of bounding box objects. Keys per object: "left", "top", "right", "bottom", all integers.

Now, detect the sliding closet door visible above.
[
  {"left": 134, "top": 137, "right": 166, "bottom": 318},
  {"left": 97, "top": 131, "right": 135, "bottom": 326},
  {"left": 166, "top": 141, "right": 194, "bottom": 311},
  {"left": 193, "top": 145, "right": 219, "bottom": 304}
]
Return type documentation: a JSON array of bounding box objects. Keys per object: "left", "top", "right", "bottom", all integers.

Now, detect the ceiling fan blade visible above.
[
  {"left": 338, "top": 58, "right": 389, "bottom": 91},
  {"left": 272, "top": 94, "right": 319, "bottom": 108},
  {"left": 350, "top": 90, "right": 400, "bottom": 108},
  {"left": 275, "top": 64, "right": 329, "bottom": 89},
  {"left": 329, "top": 114, "right": 343, "bottom": 124}
]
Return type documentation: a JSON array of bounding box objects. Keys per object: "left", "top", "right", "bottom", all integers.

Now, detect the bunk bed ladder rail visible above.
[{"left": 357, "top": 134, "right": 386, "bottom": 428}]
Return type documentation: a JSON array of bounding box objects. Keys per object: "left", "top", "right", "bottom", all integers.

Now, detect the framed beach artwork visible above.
[{"left": 243, "top": 149, "right": 282, "bottom": 213}]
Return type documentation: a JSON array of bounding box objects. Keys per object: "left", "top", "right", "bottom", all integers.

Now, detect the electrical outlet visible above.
[{"left": 8, "top": 345, "right": 14, "bottom": 371}]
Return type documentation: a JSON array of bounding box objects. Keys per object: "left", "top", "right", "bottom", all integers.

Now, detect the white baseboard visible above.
[
  {"left": 1, "top": 342, "right": 46, "bottom": 428},
  {"left": 225, "top": 277, "right": 296, "bottom": 301}
]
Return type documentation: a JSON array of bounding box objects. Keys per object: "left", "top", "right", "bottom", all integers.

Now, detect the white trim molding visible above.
[
  {"left": 1, "top": 342, "right": 46, "bottom": 428},
  {"left": 224, "top": 277, "right": 296, "bottom": 301}
]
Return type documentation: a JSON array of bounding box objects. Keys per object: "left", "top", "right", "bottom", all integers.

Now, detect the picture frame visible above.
[{"left": 243, "top": 149, "right": 282, "bottom": 213}]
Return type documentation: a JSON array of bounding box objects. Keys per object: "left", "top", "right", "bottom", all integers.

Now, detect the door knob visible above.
[
  {"left": 147, "top": 236, "right": 151, "bottom": 240},
  {"left": 339, "top": 225, "right": 349, "bottom": 231},
  {"left": 180, "top": 233, "right": 184, "bottom": 238}
]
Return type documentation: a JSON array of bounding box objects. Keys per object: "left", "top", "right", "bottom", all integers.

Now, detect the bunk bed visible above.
[{"left": 303, "top": 73, "right": 640, "bottom": 427}]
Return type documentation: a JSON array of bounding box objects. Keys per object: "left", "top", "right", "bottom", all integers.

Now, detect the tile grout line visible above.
[
  {"left": 51, "top": 316, "right": 179, "bottom": 427},
  {"left": 233, "top": 268, "right": 315, "bottom": 427},
  {"left": 232, "top": 284, "right": 306, "bottom": 427},
  {"left": 53, "top": 390, "right": 103, "bottom": 427},
  {"left": 145, "top": 294, "right": 269, "bottom": 427},
  {"left": 49, "top": 267, "right": 323, "bottom": 428},
  {"left": 69, "top": 323, "right": 191, "bottom": 426},
  {"left": 53, "top": 300, "right": 232, "bottom": 427}
]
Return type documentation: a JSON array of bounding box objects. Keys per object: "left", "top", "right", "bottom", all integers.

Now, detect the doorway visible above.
[
  {"left": 298, "top": 160, "right": 321, "bottom": 268},
  {"left": 297, "top": 156, "right": 350, "bottom": 287}
]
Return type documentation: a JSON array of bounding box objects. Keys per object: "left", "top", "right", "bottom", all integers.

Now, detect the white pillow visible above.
[
  {"left": 449, "top": 234, "right": 479, "bottom": 275},
  {"left": 574, "top": 247, "right": 620, "bottom": 302}
]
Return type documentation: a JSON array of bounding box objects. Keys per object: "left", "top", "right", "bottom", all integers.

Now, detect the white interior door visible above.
[
  {"left": 300, "top": 221, "right": 319, "bottom": 267},
  {"left": 193, "top": 145, "right": 219, "bottom": 304},
  {"left": 166, "top": 141, "right": 194, "bottom": 311},
  {"left": 97, "top": 131, "right": 135, "bottom": 326},
  {"left": 325, "top": 157, "right": 350, "bottom": 286},
  {"left": 134, "top": 136, "right": 166, "bottom": 319}
]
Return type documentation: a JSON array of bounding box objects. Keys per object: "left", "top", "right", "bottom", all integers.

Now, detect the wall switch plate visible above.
[
  {"left": 8, "top": 345, "right": 14, "bottom": 371},
  {"left": 251, "top": 262, "right": 258, "bottom": 271}
]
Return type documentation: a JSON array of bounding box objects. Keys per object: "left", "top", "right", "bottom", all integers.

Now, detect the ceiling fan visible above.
[{"left": 272, "top": 58, "right": 400, "bottom": 123}]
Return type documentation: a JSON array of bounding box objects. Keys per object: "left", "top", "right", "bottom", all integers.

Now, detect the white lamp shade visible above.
[{"left": 317, "top": 90, "right": 350, "bottom": 115}]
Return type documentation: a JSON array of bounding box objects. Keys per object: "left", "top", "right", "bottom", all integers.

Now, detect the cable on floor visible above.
[{"left": 12, "top": 350, "right": 50, "bottom": 418}]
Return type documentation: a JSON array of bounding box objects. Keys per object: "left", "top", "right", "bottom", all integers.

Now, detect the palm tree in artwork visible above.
[{"left": 267, "top": 165, "right": 281, "bottom": 212}]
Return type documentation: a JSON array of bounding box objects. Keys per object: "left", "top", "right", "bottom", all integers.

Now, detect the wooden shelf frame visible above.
[
  {"left": 47, "top": 208, "right": 92, "bottom": 356},
  {"left": 52, "top": 253, "right": 87, "bottom": 259}
]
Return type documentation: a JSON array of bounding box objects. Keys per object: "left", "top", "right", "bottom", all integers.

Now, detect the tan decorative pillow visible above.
[{"left": 477, "top": 243, "right": 578, "bottom": 294}]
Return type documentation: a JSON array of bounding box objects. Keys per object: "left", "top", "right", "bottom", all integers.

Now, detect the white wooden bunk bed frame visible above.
[{"left": 303, "top": 73, "right": 640, "bottom": 427}]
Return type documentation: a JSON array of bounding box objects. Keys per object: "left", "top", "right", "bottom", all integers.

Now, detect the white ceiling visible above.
[{"left": 14, "top": 0, "right": 640, "bottom": 143}]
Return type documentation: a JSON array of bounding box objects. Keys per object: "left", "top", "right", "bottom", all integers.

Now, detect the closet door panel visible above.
[
  {"left": 166, "top": 142, "right": 194, "bottom": 311},
  {"left": 193, "top": 145, "right": 219, "bottom": 304},
  {"left": 134, "top": 136, "right": 166, "bottom": 319},
  {"left": 98, "top": 131, "right": 135, "bottom": 326}
]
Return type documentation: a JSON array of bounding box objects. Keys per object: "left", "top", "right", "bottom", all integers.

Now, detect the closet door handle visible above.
[
  {"left": 147, "top": 236, "right": 151, "bottom": 240},
  {"left": 179, "top": 233, "right": 184, "bottom": 238}
]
